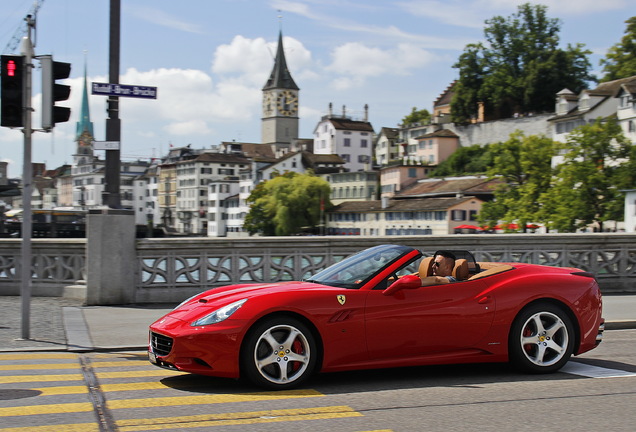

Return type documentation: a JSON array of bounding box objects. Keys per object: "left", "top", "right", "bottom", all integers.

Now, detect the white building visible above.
[
  {"left": 175, "top": 152, "right": 251, "bottom": 235},
  {"left": 313, "top": 104, "right": 374, "bottom": 172}
]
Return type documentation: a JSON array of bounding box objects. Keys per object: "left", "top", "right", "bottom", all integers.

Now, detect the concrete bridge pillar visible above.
[{"left": 86, "top": 209, "right": 136, "bottom": 305}]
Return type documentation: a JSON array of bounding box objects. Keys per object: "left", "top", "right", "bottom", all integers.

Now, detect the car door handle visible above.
[{"left": 478, "top": 296, "right": 492, "bottom": 304}]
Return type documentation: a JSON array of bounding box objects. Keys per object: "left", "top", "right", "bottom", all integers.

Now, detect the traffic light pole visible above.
[
  {"left": 104, "top": 0, "right": 121, "bottom": 208},
  {"left": 19, "top": 16, "right": 35, "bottom": 340}
]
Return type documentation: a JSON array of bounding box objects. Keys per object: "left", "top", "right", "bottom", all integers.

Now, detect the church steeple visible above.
[
  {"left": 263, "top": 31, "right": 299, "bottom": 91},
  {"left": 74, "top": 60, "right": 94, "bottom": 161},
  {"left": 261, "top": 30, "right": 300, "bottom": 151}
]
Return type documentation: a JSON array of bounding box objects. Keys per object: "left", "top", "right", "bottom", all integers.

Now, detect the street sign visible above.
[
  {"left": 93, "top": 140, "right": 121, "bottom": 150},
  {"left": 91, "top": 82, "right": 157, "bottom": 99}
]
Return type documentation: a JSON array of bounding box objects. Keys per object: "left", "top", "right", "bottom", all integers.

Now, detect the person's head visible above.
[{"left": 432, "top": 251, "right": 456, "bottom": 277}]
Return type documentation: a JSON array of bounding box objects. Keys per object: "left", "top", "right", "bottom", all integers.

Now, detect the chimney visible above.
[
  {"left": 364, "top": 104, "right": 368, "bottom": 122},
  {"left": 342, "top": 105, "right": 346, "bottom": 118},
  {"left": 328, "top": 102, "right": 333, "bottom": 117}
]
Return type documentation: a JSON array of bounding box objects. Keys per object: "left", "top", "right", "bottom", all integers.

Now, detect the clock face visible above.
[
  {"left": 263, "top": 93, "right": 274, "bottom": 116},
  {"left": 276, "top": 90, "right": 298, "bottom": 116}
]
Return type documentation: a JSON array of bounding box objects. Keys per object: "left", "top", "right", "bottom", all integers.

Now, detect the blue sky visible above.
[{"left": 1, "top": 0, "right": 634, "bottom": 177}]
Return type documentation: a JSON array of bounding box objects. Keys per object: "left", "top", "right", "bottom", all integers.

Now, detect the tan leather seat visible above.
[
  {"left": 452, "top": 259, "right": 469, "bottom": 281},
  {"left": 418, "top": 256, "right": 434, "bottom": 278}
]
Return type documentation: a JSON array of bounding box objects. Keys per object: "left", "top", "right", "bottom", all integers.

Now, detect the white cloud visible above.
[
  {"left": 326, "top": 42, "right": 437, "bottom": 88},
  {"left": 124, "top": 5, "right": 207, "bottom": 34}
]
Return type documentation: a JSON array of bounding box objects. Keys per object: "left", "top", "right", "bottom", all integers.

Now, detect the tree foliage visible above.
[
  {"left": 600, "top": 16, "right": 636, "bottom": 82},
  {"left": 430, "top": 144, "right": 495, "bottom": 176},
  {"left": 451, "top": 3, "right": 594, "bottom": 123},
  {"left": 243, "top": 172, "right": 332, "bottom": 236},
  {"left": 401, "top": 107, "right": 431, "bottom": 126},
  {"left": 478, "top": 132, "right": 555, "bottom": 230},
  {"left": 539, "top": 118, "right": 631, "bottom": 232}
]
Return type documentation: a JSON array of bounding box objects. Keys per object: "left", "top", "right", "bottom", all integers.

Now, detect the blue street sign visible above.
[{"left": 91, "top": 82, "right": 157, "bottom": 99}]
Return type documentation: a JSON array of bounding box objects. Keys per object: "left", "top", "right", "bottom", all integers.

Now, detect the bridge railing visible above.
[{"left": 1, "top": 234, "right": 635, "bottom": 303}]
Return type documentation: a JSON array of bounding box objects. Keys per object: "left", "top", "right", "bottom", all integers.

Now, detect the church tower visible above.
[
  {"left": 74, "top": 62, "right": 95, "bottom": 166},
  {"left": 261, "top": 31, "right": 299, "bottom": 155}
]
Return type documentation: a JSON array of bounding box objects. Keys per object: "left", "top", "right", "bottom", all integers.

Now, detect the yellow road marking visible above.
[
  {"left": 107, "top": 389, "right": 323, "bottom": 410},
  {"left": 0, "top": 360, "right": 150, "bottom": 371},
  {"left": 0, "top": 373, "right": 84, "bottom": 384},
  {"left": 116, "top": 406, "right": 361, "bottom": 431},
  {"left": 0, "top": 402, "right": 93, "bottom": 416},
  {"left": 30, "top": 385, "right": 88, "bottom": 396},
  {"left": 0, "top": 424, "right": 98, "bottom": 432},
  {"left": 0, "top": 389, "right": 323, "bottom": 417},
  {"left": 91, "top": 360, "right": 150, "bottom": 368},
  {"left": 0, "top": 363, "right": 79, "bottom": 371},
  {"left": 0, "top": 353, "right": 78, "bottom": 361},
  {"left": 96, "top": 369, "right": 185, "bottom": 379}
]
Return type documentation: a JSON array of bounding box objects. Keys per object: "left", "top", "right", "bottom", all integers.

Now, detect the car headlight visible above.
[{"left": 190, "top": 299, "right": 248, "bottom": 326}]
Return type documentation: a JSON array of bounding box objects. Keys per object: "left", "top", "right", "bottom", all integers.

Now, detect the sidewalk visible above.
[{"left": 0, "top": 295, "right": 634, "bottom": 353}]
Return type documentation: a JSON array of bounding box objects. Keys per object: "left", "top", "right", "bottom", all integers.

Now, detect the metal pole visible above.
[
  {"left": 104, "top": 0, "right": 121, "bottom": 208},
  {"left": 19, "top": 16, "right": 35, "bottom": 340}
]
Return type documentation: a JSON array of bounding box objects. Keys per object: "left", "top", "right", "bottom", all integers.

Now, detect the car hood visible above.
[{"left": 164, "top": 281, "right": 333, "bottom": 322}]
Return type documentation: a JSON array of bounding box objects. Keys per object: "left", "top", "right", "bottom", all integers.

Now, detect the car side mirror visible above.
[{"left": 383, "top": 274, "right": 421, "bottom": 296}]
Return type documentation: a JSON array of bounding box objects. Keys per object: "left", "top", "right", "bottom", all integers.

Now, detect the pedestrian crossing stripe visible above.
[
  {"left": 562, "top": 361, "right": 636, "bottom": 378},
  {"left": 0, "top": 424, "right": 99, "bottom": 432},
  {"left": 0, "top": 373, "right": 84, "bottom": 384},
  {"left": 0, "top": 353, "right": 77, "bottom": 360},
  {"left": 114, "top": 406, "right": 361, "bottom": 431},
  {"left": 0, "top": 360, "right": 149, "bottom": 371},
  {"left": 0, "top": 389, "right": 324, "bottom": 416}
]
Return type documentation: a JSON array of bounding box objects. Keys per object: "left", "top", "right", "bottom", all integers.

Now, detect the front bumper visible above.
[{"left": 148, "top": 316, "right": 248, "bottom": 378}]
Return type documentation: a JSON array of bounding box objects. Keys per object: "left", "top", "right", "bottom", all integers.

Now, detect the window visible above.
[
  {"left": 344, "top": 138, "right": 351, "bottom": 147},
  {"left": 408, "top": 168, "right": 416, "bottom": 178},
  {"left": 452, "top": 210, "right": 466, "bottom": 221},
  {"left": 361, "top": 139, "right": 368, "bottom": 148},
  {"left": 629, "top": 120, "right": 635, "bottom": 133}
]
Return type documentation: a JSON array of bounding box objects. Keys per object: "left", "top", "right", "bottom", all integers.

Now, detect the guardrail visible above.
[{"left": 1, "top": 234, "right": 634, "bottom": 303}]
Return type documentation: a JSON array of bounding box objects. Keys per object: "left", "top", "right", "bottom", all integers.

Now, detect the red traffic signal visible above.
[{"left": 1, "top": 55, "right": 25, "bottom": 128}]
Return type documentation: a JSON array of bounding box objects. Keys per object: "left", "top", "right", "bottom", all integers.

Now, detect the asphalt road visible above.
[{"left": 1, "top": 329, "right": 635, "bottom": 432}]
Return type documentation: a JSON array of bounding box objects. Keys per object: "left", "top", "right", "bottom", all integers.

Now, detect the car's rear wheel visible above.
[
  {"left": 509, "top": 303, "right": 574, "bottom": 373},
  {"left": 241, "top": 317, "right": 318, "bottom": 389}
]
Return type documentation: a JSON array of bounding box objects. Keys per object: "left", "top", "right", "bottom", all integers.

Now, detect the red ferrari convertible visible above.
[{"left": 149, "top": 244, "right": 604, "bottom": 389}]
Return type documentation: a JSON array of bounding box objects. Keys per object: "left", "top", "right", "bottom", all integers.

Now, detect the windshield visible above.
[{"left": 306, "top": 244, "right": 416, "bottom": 288}]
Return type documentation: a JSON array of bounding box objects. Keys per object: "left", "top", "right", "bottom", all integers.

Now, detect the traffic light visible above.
[
  {"left": 1, "top": 55, "right": 25, "bottom": 128},
  {"left": 41, "top": 55, "right": 71, "bottom": 130}
]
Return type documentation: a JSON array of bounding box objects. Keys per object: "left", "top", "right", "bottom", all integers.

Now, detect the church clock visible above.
[{"left": 276, "top": 90, "right": 298, "bottom": 116}]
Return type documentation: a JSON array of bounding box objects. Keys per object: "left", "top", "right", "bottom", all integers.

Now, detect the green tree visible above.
[
  {"left": 401, "top": 107, "right": 431, "bottom": 126},
  {"left": 452, "top": 3, "right": 593, "bottom": 123},
  {"left": 478, "top": 132, "right": 555, "bottom": 231},
  {"left": 430, "top": 144, "right": 494, "bottom": 176},
  {"left": 541, "top": 118, "right": 631, "bottom": 232},
  {"left": 600, "top": 17, "right": 636, "bottom": 82},
  {"left": 244, "top": 172, "right": 332, "bottom": 236}
]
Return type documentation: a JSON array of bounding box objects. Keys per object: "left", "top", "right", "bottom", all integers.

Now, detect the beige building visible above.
[
  {"left": 380, "top": 164, "right": 436, "bottom": 198},
  {"left": 414, "top": 129, "right": 459, "bottom": 165},
  {"left": 327, "top": 196, "right": 484, "bottom": 236}
]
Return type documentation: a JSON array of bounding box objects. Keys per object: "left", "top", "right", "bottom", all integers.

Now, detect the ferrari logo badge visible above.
[{"left": 337, "top": 295, "right": 346, "bottom": 305}]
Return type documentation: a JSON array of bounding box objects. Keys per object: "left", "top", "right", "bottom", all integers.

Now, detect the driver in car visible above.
[{"left": 421, "top": 250, "right": 457, "bottom": 286}]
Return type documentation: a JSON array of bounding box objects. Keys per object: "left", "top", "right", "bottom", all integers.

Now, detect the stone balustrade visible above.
[{"left": 1, "top": 233, "right": 634, "bottom": 304}]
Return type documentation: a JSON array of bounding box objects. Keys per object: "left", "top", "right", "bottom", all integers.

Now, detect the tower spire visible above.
[
  {"left": 74, "top": 54, "right": 94, "bottom": 158},
  {"left": 262, "top": 30, "right": 299, "bottom": 91}
]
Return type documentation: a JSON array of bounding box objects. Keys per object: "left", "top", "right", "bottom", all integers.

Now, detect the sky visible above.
[{"left": 0, "top": 0, "right": 634, "bottom": 178}]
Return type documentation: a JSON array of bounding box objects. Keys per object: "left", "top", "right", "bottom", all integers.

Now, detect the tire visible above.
[
  {"left": 509, "top": 302, "right": 575, "bottom": 373},
  {"left": 241, "top": 317, "right": 318, "bottom": 389}
]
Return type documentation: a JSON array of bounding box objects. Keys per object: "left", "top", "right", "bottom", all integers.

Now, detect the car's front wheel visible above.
[
  {"left": 509, "top": 303, "right": 574, "bottom": 373},
  {"left": 241, "top": 317, "right": 318, "bottom": 389}
]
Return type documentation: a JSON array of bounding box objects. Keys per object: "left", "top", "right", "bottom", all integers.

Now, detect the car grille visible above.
[{"left": 150, "top": 332, "right": 174, "bottom": 356}]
